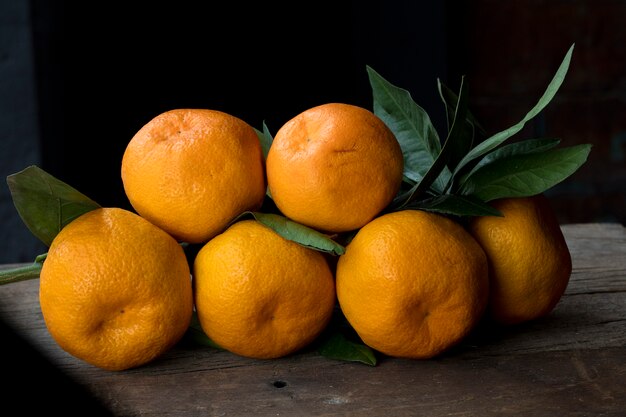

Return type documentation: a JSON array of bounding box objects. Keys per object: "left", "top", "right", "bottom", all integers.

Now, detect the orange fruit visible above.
[
  {"left": 121, "top": 108, "right": 266, "bottom": 244},
  {"left": 336, "top": 209, "right": 489, "bottom": 359},
  {"left": 39, "top": 207, "right": 193, "bottom": 371},
  {"left": 193, "top": 219, "right": 336, "bottom": 359},
  {"left": 266, "top": 102, "right": 404, "bottom": 233},
  {"left": 467, "top": 194, "right": 572, "bottom": 325}
]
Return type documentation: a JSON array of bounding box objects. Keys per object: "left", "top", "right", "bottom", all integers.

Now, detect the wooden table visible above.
[{"left": 1, "top": 223, "right": 624, "bottom": 416}]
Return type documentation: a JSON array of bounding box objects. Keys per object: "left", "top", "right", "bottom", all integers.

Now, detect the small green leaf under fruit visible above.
[
  {"left": 6, "top": 165, "right": 101, "bottom": 246},
  {"left": 184, "top": 312, "right": 224, "bottom": 350},
  {"left": 317, "top": 331, "right": 377, "bottom": 366}
]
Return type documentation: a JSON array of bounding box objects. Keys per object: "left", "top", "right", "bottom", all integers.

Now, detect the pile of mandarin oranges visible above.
[
  {"left": 0, "top": 35, "right": 593, "bottom": 376},
  {"left": 26, "top": 101, "right": 574, "bottom": 371}
]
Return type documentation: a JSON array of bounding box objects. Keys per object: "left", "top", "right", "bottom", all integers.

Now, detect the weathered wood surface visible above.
[{"left": 1, "top": 223, "right": 624, "bottom": 416}]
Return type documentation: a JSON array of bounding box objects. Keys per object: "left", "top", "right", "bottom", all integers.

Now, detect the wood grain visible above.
[{"left": 1, "top": 223, "right": 624, "bottom": 416}]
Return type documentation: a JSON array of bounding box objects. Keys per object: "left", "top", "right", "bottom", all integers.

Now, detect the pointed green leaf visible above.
[
  {"left": 404, "top": 194, "right": 502, "bottom": 217},
  {"left": 438, "top": 79, "right": 487, "bottom": 138},
  {"left": 457, "top": 138, "right": 562, "bottom": 189},
  {"left": 437, "top": 78, "right": 490, "bottom": 173},
  {"left": 244, "top": 212, "right": 345, "bottom": 255},
  {"left": 392, "top": 76, "right": 469, "bottom": 209},
  {"left": 6, "top": 165, "right": 101, "bottom": 246},
  {"left": 436, "top": 78, "right": 477, "bottom": 176},
  {"left": 367, "top": 66, "right": 448, "bottom": 191},
  {"left": 254, "top": 121, "right": 274, "bottom": 160},
  {"left": 317, "top": 331, "right": 377, "bottom": 366},
  {"left": 254, "top": 122, "right": 274, "bottom": 198},
  {"left": 460, "top": 144, "right": 592, "bottom": 201},
  {"left": 452, "top": 43, "right": 575, "bottom": 179}
]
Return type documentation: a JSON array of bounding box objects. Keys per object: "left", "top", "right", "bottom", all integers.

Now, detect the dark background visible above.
[{"left": 2, "top": 0, "right": 625, "bottom": 263}]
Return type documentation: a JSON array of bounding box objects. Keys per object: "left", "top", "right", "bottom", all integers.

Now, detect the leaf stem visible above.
[{"left": 0, "top": 254, "right": 46, "bottom": 285}]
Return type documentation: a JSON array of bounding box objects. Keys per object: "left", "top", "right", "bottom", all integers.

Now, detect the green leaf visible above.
[
  {"left": 391, "top": 75, "right": 469, "bottom": 209},
  {"left": 6, "top": 165, "right": 101, "bottom": 246},
  {"left": 403, "top": 194, "right": 502, "bottom": 217},
  {"left": 254, "top": 121, "right": 274, "bottom": 160},
  {"left": 451, "top": 43, "right": 575, "bottom": 180},
  {"left": 367, "top": 66, "right": 448, "bottom": 191},
  {"left": 460, "top": 144, "right": 592, "bottom": 201},
  {"left": 317, "top": 331, "right": 377, "bottom": 366},
  {"left": 242, "top": 212, "right": 345, "bottom": 256},
  {"left": 437, "top": 79, "right": 487, "bottom": 171},
  {"left": 457, "top": 138, "right": 562, "bottom": 188},
  {"left": 254, "top": 122, "right": 274, "bottom": 199},
  {"left": 436, "top": 77, "right": 477, "bottom": 179},
  {"left": 184, "top": 312, "right": 224, "bottom": 350},
  {"left": 438, "top": 79, "right": 487, "bottom": 138}
]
